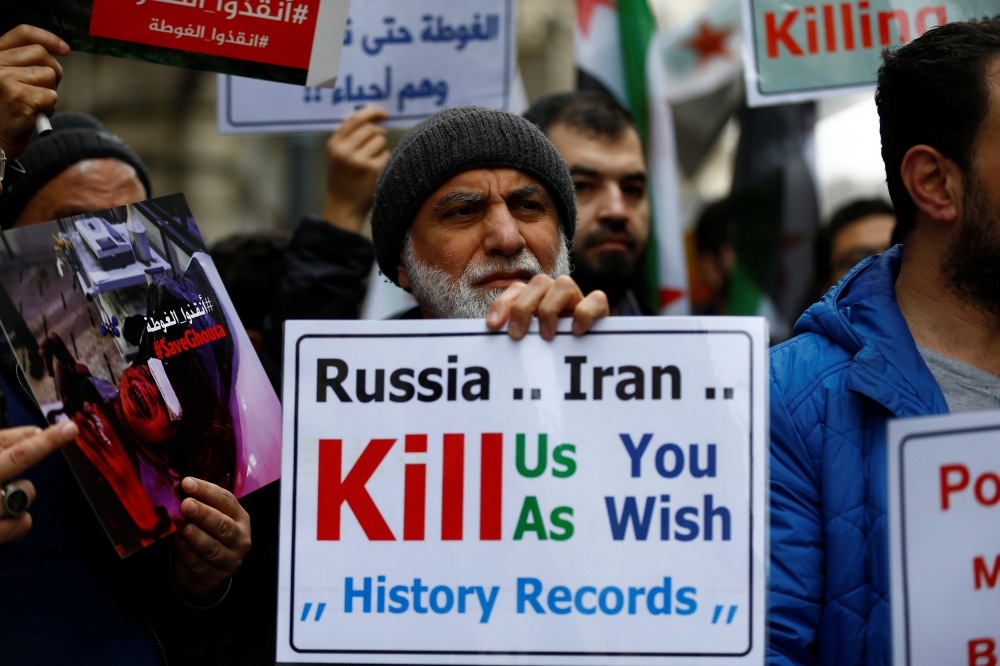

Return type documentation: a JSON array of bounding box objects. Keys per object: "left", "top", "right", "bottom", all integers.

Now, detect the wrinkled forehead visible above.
[{"left": 424, "top": 167, "right": 552, "bottom": 205}]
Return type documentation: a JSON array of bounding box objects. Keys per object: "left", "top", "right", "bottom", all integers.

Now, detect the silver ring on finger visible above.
[{"left": 1, "top": 483, "right": 30, "bottom": 518}]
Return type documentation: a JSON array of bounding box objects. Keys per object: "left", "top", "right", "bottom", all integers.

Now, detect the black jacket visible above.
[{"left": 264, "top": 217, "right": 375, "bottom": 365}]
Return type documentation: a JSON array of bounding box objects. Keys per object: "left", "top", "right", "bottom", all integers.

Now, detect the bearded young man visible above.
[
  {"left": 768, "top": 19, "right": 1000, "bottom": 666},
  {"left": 272, "top": 107, "right": 608, "bottom": 338},
  {"left": 524, "top": 92, "right": 652, "bottom": 315}
]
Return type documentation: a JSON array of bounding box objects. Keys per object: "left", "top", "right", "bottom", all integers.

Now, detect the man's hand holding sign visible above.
[
  {"left": 487, "top": 273, "right": 610, "bottom": 340},
  {"left": 172, "top": 476, "right": 252, "bottom": 604},
  {"left": 0, "top": 25, "right": 66, "bottom": 161}
]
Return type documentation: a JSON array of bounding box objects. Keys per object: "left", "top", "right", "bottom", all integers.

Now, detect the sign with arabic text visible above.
[
  {"left": 740, "top": 0, "right": 998, "bottom": 106},
  {"left": 217, "top": 0, "right": 515, "bottom": 133},
  {"left": 89, "top": 0, "right": 320, "bottom": 70},
  {"left": 276, "top": 317, "right": 768, "bottom": 664},
  {"left": 1, "top": 0, "right": 348, "bottom": 86}
]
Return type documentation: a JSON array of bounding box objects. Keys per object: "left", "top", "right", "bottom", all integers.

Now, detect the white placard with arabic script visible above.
[{"left": 217, "top": 0, "right": 515, "bottom": 133}]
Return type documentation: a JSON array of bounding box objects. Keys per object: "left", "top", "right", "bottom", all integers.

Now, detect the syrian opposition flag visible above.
[
  {"left": 575, "top": 0, "right": 690, "bottom": 314},
  {"left": 645, "top": 33, "right": 690, "bottom": 314},
  {"left": 660, "top": 0, "right": 743, "bottom": 174},
  {"left": 574, "top": 0, "right": 628, "bottom": 105}
]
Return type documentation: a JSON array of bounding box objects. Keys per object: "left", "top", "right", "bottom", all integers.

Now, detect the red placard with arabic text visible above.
[{"left": 89, "top": 0, "right": 319, "bottom": 69}]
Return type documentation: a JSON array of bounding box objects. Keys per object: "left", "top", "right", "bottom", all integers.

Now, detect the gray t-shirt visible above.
[{"left": 917, "top": 345, "right": 1000, "bottom": 412}]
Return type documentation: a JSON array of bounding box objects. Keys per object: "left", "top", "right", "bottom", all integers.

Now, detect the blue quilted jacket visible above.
[{"left": 766, "top": 245, "right": 949, "bottom": 665}]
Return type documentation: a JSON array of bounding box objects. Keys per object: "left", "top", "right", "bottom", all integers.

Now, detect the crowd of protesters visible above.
[{"left": 0, "top": 14, "right": 999, "bottom": 666}]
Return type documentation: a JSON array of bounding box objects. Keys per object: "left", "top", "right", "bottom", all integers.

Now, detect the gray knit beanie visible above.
[{"left": 371, "top": 107, "right": 577, "bottom": 285}]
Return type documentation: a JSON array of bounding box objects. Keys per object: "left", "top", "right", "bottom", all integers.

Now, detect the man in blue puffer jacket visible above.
[{"left": 768, "top": 19, "right": 1000, "bottom": 665}]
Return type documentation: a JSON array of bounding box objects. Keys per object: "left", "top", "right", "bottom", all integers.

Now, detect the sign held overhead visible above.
[
  {"left": 217, "top": 0, "right": 516, "bottom": 133},
  {"left": 740, "top": 0, "right": 993, "bottom": 106},
  {"left": 2, "top": 0, "right": 350, "bottom": 86}
]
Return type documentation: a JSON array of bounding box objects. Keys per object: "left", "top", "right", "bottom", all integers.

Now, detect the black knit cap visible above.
[
  {"left": 0, "top": 112, "right": 152, "bottom": 229},
  {"left": 371, "top": 106, "right": 577, "bottom": 285}
]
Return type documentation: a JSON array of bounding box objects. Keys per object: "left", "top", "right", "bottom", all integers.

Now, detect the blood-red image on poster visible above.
[{"left": 0, "top": 194, "right": 282, "bottom": 557}]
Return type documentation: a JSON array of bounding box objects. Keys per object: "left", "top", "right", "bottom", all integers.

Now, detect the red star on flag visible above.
[
  {"left": 659, "top": 287, "right": 685, "bottom": 309},
  {"left": 576, "top": 0, "right": 617, "bottom": 38},
  {"left": 685, "top": 22, "right": 732, "bottom": 64}
]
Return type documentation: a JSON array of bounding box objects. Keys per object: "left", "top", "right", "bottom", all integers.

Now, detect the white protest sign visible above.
[
  {"left": 889, "top": 411, "right": 1000, "bottom": 666},
  {"left": 277, "top": 317, "right": 768, "bottom": 665},
  {"left": 218, "top": 0, "right": 515, "bottom": 133}
]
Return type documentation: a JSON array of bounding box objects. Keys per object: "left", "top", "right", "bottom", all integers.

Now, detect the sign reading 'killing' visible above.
[
  {"left": 278, "top": 317, "right": 768, "bottom": 664},
  {"left": 217, "top": 0, "right": 515, "bottom": 133},
  {"left": 740, "top": 0, "right": 997, "bottom": 106}
]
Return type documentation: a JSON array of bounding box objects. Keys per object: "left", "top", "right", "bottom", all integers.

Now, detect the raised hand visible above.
[
  {"left": 322, "top": 106, "right": 391, "bottom": 233},
  {"left": 0, "top": 25, "right": 68, "bottom": 159}
]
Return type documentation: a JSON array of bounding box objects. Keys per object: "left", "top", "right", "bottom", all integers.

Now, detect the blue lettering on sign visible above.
[
  {"left": 605, "top": 495, "right": 731, "bottom": 542},
  {"left": 299, "top": 602, "right": 326, "bottom": 621},
  {"left": 345, "top": 577, "right": 499, "bottom": 623},
  {"left": 605, "top": 496, "right": 656, "bottom": 540},
  {"left": 618, "top": 436, "right": 717, "bottom": 479},
  {"left": 339, "top": 577, "right": 706, "bottom": 621},
  {"left": 516, "top": 577, "right": 698, "bottom": 616}
]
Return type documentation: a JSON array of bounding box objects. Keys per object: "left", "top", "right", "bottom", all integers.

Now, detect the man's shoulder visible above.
[{"left": 769, "top": 330, "right": 855, "bottom": 413}]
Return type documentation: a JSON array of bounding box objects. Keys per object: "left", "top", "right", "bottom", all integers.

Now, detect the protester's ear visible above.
[
  {"left": 899, "top": 144, "right": 961, "bottom": 225},
  {"left": 397, "top": 261, "right": 411, "bottom": 291}
]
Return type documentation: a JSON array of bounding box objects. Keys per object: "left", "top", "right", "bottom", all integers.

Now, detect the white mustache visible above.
[
  {"left": 463, "top": 253, "right": 544, "bottom": 285},
  {"left": 403, "top": 236, "right": 570, "bottom": 319}
]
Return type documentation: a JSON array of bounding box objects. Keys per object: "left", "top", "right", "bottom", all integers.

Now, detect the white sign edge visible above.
[
  {"left": 305, "top": 0, "right": 351, "bottom": 88},
  {"left": 887, "top": 409, "right": 1000, "bottom": 666}
]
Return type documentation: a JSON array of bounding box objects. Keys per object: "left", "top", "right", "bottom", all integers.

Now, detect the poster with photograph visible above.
[
  {"left": 1, "top": 0, "right": 349, "bottom": 87},
  {"left": 0, "top": 193, "right": 281, "bottom": 557}
]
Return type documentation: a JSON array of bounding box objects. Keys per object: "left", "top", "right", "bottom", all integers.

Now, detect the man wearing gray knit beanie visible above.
[
  {"left": 0, "top": 111, "right": 151, "bottom": 229},
  {"left": 370, "top": 106, "right": 609, "bottom": 339}
]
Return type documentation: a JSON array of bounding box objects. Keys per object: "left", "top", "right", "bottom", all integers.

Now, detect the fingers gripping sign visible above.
[
  {"left": 172, "top": 477, "right": 252, "bottom": 604},
  {"left": 0, "top": 422, "right": 79, "bottom": 545},
  {"left": 486, "top": 274, "right": 610, "bottom": 340}
]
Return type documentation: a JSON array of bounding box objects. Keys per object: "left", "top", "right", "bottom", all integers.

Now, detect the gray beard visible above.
[{"left": 404, "top": 236, "right": 571, "bottom": 319}]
